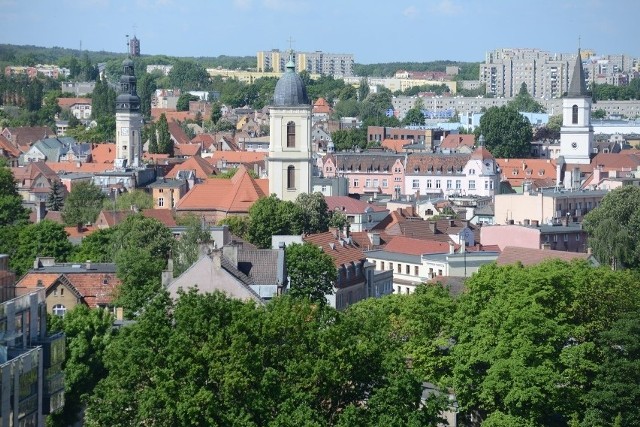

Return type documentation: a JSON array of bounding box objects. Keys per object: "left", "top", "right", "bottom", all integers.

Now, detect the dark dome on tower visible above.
[{"left": 273, "top": 58, "right": 309, "bottom": 107}]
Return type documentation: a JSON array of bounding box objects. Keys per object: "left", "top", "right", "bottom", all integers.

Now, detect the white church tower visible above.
[
  {"left": 268, "top": 55, "right": 312, "bottom": 201},
  {"left": 115, "top": 58, "right": 143, "bottom": 168},
  {"left": 560, "top": 49, "right": 593, "bottom": 165}
]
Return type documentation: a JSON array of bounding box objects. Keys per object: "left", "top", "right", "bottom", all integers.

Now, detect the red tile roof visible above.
[
  {"left": 303, "top": 231, "right": 365, "bottom": 267},
  {"left": 496, "top": 158, "right": 557, "bottom": 188},
  {"left": 168, "top": 121, "right": 191, "bottom": 145},
  {"left": 313, "top": 98, "right": 332, "bottom": 114},
  {"left": 141, "top": 209, "right": 177, "bottom": 227},
  {"left": 57, "top": 98, "right": 92, "bottom": 109},
  {"left": 47, "top": 162, "right": 113, "bottom": 174},
  {"left": 175, "top": 165, "right": 267, "bottom": 214},
  {"left": 384, "top": 236, "right": 454, "bottom": 255},
  {"left": 91, "top": 143, "right": 117, "bottom": 163},
  {"left": 208, "top": 151, "right": 267, "bottom": 165},
  {"left": 326, "top": 196, "right": 388, "bottom": 214},
  {"left": 470, "top": 146, "right": 495, "bottom": 161},
  {"left": 3, "top": 126, "right": 54, "bottom": 147},
  {"left": 166, "top": 155, "right": 216, "bottom": 179},
  {"left": 0, "top": 135, "right": 20, "bottom": 157},
  {"left": 381, "top": 138, "right": 407, "bottom": 152},
  {"left": 151, "top": 108, "right": 196, "bottom": 122},
  {"left": 174, "top": 143, "right": 201, "bottom": 157},
  {"left": 440, "top": 134, "right": 475, "bottom": 150}
]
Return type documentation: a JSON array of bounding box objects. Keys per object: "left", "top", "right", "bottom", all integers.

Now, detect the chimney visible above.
[
  {"left": 33, "top": 257, "right": 41, "bottom": 269},
  {"left": 542, "top": 243, "right": 551, "bottom": 250},
  {"left": 222, "top": 242, "right": 239, "bottom": 267},
  {"left": 115, "top": 307, "right": 124, "bottom": 321},
  {"left": 343, "top": 224, "right": 350, "bottom": 238},
  {"left": 330, "top": 227, "right": 340, "bottom": 239},
  {"left": 532, "top": 220, "right": 539, "bottom": 227},
  {"left": 587, "top": 247, "right": 593, "bottom": 255},
  {"left": 77, "top": 222, "right": 83, "bottom": 232},
  {"left": 460, "top": 242, "right": 466, "bottom": 253},
  {"left": 36, "top": 201, "right": 46, "bottom": 223},
  {"left": 368, "top": 232, "right": 381, "bottom": 246},
  {"left": 85, "top": 260, "right": 92, "bottom": 270},
  {"left": 523, "top": 219, "right": 530, "bottom": 226},
  {"left": 211, "top": 248, "right": 222, "bottom": 270},
  {"left": 449, "top": 219, "right": 455, "bottom": 227},
  {"left": 449, "top": 242, "right": 455, "bottom": 254},
  {"left": 161, "top": 257, "right": 174, "bottom": 287},
  {"left": 428, "top": 221, "right": 436, "bottom": 233}
]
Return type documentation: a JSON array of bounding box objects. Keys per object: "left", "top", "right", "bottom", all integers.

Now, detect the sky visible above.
[{"left": 1, "top": 0, "right": 639, "bottom": 64}]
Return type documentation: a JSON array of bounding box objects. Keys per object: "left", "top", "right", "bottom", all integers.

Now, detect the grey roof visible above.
[
  {"left": 31, "top": 262, "right": 117, "bottom": 274},
  {"left": 237, "top": 248, "right": 285, "bottom": 286},
  {"left": 272, "top": 60, "right": 309, "bottom": 107},
  {"left": 148, "top": 178, "right": 185, "bottom": 188},
  {"left": 567, "top": 50, "right": 588, "bottom": 97},
  {"left": 365, "top": 250, "right": 422, "bottom": 264}
]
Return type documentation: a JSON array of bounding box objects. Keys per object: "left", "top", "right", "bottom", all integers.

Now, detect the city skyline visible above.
[{"left": 1, "top": 0, "right": 639, "bottom": 64}]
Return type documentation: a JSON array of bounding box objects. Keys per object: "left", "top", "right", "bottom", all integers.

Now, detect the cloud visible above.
[
  {"left": 429, "top": 0, "right": 463, "bottom": 15},
  {"left": 403, "top": 6, "right": 420, "bottom": 19}
]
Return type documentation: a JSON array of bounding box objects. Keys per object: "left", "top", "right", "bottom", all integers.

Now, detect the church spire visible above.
[{"left": 567, "top": 49, "right": 588, "bottom": 97}]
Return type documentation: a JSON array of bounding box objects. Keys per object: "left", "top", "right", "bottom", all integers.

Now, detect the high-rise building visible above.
[
  {"left": 115, "top": 58, "right": 143, "bottom": 168},
  {"left": 257, "top": 49, "right": 354, "bottom": 78},
  {"left": 129, "top": 36, "right": 140, "bottom": 57},
  {"left": 268, "top": 55, "right": 312, "bottom": 201},
  {"left": 0, "top": 288, "right": 65, "bottom": 426}
]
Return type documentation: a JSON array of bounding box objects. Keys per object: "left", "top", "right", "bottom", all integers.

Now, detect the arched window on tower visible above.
[
  {"left": 287, "top": 121, "right": 296, "bottom": 148},
  {"left": 572, "top": 105, "right": 579, "bottom": 124},
  {"left": 287, "top": 165, "right": 295, "bottom": 189}
]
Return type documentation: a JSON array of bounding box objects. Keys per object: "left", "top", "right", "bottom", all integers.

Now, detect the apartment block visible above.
[
  {"left": 257, "top": 49, "right": 354, "bottom": 77},
  {"left": 1, "top": 288, "right": 65, "bottom": 426}
]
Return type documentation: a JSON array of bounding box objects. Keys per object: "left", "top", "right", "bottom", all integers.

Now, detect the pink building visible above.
[{"left": 322, "top": 152, "right": 406, "bottom": 197}]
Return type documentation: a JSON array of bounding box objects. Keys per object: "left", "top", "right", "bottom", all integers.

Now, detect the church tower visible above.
[
  {"left": 560, "top": 49, "right": 593, "bottom": 165},
  {"left": 115, "top": 58, "right": 143, "bottom": 168},
  {"left": 268, "top": 55, "right": 312, "bottom": 201}
]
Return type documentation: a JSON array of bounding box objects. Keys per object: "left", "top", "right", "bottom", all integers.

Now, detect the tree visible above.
[
  {"left": 285, "top": 243, "right": 337, "bottom": 304},
  {"left": 210, "top": 101, "right": 222, "bottom": 125},
  {"left": 402, "top": 106, "right": 425, "bottom": 126},
  {"left": 173, "top": 215, "right": 211, "bottom": 276},
  {"left": 147, "top": 122, "right": 158, "bottom": 154},
  {"left": 167, "top": 60, "right": 210, "bottom": 90},
  {"left": 358, "top": 78, "right": 370, "bottom": 101},
  {"left": 155, "top": 113, "right": 173, "bottom": 155},
  {"left": 176, "top": 93, "right": 199, "bottom": 112},
  {"left": 47, "top": 305, "right": 115, "bottom": 427},
  {"left": 332, "top": 98, "right": 360, "bottom": 119},
  {"left": 104, "top": 189, "right": 153, "bottom": 211},
  {"left": 508, "top": 83, "right": 545, "bottom": 113},
  {"left": 0, "top": 165, "right": 29, "bottom": 227},
  {"left": 46, "top": 180, "right": 65, "bottom": 211},
  {"left": 70, "top": 227, "right": 116, "bottom": 263},
  {"left": 115, "top": 248, "right": 166, "bottom": 317},
  {"left": 474, "top": 106, "right": 533, "bottom": 158},
  {"left": 295, "top": 192, "right": 330, "bottom": 234},
  {"left": 246, "top": 195, "right": 303, "bottom": 248},
  {"left": 137, "top": 72, "right": 157, "bottom": 119},
  {"left": 62, "top": 181, "right": 105, "bottom": 226},
  {"left": 331, "top": 128, "right": 368, "bottom": 151},
  {"left": 217, "top": 215, "right": 250, "bottom": 239},
  {"left": 11, "top": 220, "right": 73, "bottom": 276},
  {"left": 450, "top": 260, "right": 640, "bottom": 425},
  {"left": 592, "top": 108, "right": 606, "bottom": 120},
  {"left": 582, "top": 186, "right": 640, "bottom": 269},
  {"left": 111, "top": 214, "right": 173, "bottom": 261}
]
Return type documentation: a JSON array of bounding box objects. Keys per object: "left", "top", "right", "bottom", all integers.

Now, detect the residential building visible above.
[
  {"left": 325, "top": 196, "right": 389, "bottom": 232},
  {"left": 57, "top": 98, "right": 92, "bottom": 120},
  {"left": 496, "top": 158, "right": 558, "bottom": 192},
  {"left": 1, "top": 126, "right": 56, "bottom": 153},
  {"left": 367, "top": 126, "right": 444, "bottom": 150},
  {"left": 257, "top": 49, "right": 354, "bottom": 77},
  {"left": 404, "top": 146, "right": 499, "bottom": 199},
  {"left": 16, "top": 257, "right": 121, "bottom": 314},
  {"left": 494, "top": 188, "right": 609, "bottom": 225},
  {"left": 268, "top": 56, "right": 312, "bottom": 201},
  {"left": 481, "top": 222, "right": 588, "bottom": 252},
  {"left": 303, "top": 230, "right": 393, "bottom": 309},
  {"left": 11, "top": 161, "right": 62, "bottom": 204},
  {"left": 0, "top": 288, "right": 65, "bottom": 426},
  {"left": 148, "top": 178, "right": 189, "bottom": 209},
  {"left": 322, "top": 152, "right": 406, "bottom": 197},
  {"left": 94, "top": 208, "right": 177, "bottom": 229},
  {"left": 164, "top": 242, "right": 287, "bottom": 303}
]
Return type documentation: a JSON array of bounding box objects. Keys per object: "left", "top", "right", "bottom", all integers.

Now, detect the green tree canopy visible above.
[
  {"left": 217, "top": 215, "right": 251, "bottom": 239},
  {"left": 111, "top": 214, "right": 173, "bottom": 261},
  {"left": 402, "top": 106, "right": 426, "bottom": 126},
  {"left": 474, "top": 105, "right": 533, "bottom": 158},
  {"left": 295, "top": 192, "right": 330, "bottom": 235},
  {"left": 508, "top": 83, "right": 545, "bottom": 113},
  {"left": 46, "top": 180, "right": 65, "bottom": 211},
  {"left": 70, "top": 227, "right": 116, "bottom": 263},
  {"left": 167, "top": 60, "right": 210, "bottom": 90},
  {"left": 331, "top": 128, "right": 368, "bottom": 151},
  {"left": 582, "top": 185, "right": 640, "bottom": 269},
  {"left": 176, "top": 93, "right": 200, "bottom": 112},
  {"left": 285, "top": 243, "right": 337, "bottom": 304},
  {"left": 11, "top": 220, "right": 73, "bottom": 276},
  {"left": 155, "top": 113, "right": 173, "bottom": 155},
  {"left": 246, "top": 195, "right": 303, "bottom": 248},
  {"left": 61, "top": 181, "right": 105, "bottom": 226},
  {"left": 103, "top": 189, "right": 153, "bottom": 211}
]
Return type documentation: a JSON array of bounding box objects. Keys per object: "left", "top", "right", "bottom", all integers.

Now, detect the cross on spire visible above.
[{"left": 287, "top": 36, "right": 295, "bottom": 51}]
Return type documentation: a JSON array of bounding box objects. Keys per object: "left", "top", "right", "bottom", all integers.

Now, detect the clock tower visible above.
[
  {"left": 560, "top": 49, "right": 593, "bottom": 165},
  {"left": 115, "top": 58, "right": 143, "bottom": 168}
]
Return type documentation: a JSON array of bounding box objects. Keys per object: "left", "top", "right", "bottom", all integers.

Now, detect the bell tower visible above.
[
  {"left": 268, "top": 54, "right": 312, "bottom": 201},
  {"left": 560, "top": 49, "right": 593, "bottom": 165},
  {"left": 115, "top": 58, "right": 143, "bottom": 168}
]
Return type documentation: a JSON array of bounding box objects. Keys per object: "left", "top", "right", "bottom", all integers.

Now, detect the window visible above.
[
  {"left": 469, "top": 180, "right": 476, "bottom": 190},
  {"left": 485, "top": 180, "right": 489, "bottom": 190},
  {"left": 380, "top": 261, "right": 385, "bottom": 270},
  {"left": 389, "top": 263, "right": 393, "bottom": 270},
  {"left": 414, "top": 266, "right": 419, "bottom": 275},
  {"left": 469, "top": 169, "right": 476, "bottom": 175},
  {"left": 405, "top": 265, "right": 410, "bottom": 274},
  {"left": 394, "top": 177, "right": 402, "bottom": 182},
  {"left": 158, "top": 197, "right": 164, "bottom": 207},
  {"left": 412, "top": 179, "right": 419, "bottom": 189},
  {"left": 435, "top": 180, "right": 441, "bottom": 189},
  {"left": 60, "top": 288, "right": 64, "bottom": 296},
  {"left": 52, "top": 304, "right": 66, "bottom": 317},
  {"left": 564, "top": 234, "right": 568, "bottom": 242},
  {"left": 353, "top": 179, "right": 359, "bottom": 187},
  {"left": 426, "top": 179, "right": 432, "bottom": 189},
  {"left": 553, "top": 234, "right": 558, "bottom": 242},
  {"left": 397, "top": 264, "right": 401, "bottom": 273},
  {"left": 373, "top": 179, "right": 379, "bottom": 187},
  {"left": 576, "top": 234, "right": 580, "bottom": 241},
  {"left": 446, "top": 180, "right": 452, "bottom": 189},
  {"left": 382, "top": 179, "right": 388, "bottom": 188},
  {"left": 572, "top": 105, "right": 578, "bottom": 124},
  {"left": 456, "top": 180, "right": 461, "bottom": 189},
  {"left": 287, "top": 121, "right": 296, "bottom": 147},
  {"left": 365, "top": 179, "right": 371, "bottom": 188},
  {"left": 287, "top": 165, "right": 295, "bottom": 189}
]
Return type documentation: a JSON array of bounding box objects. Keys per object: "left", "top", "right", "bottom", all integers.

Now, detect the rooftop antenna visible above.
[{"left": 125, "top": 34, "right": 130, "bottom": 56}]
